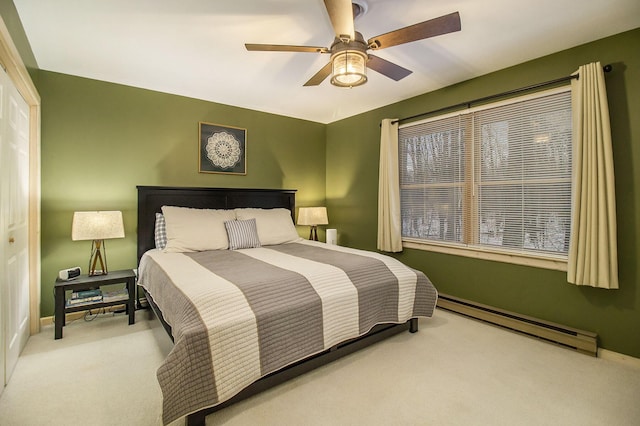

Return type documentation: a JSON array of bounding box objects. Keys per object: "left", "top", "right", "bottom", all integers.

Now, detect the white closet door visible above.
[{"left": 0, "top": 65, "right": 30, "bottom": 390}]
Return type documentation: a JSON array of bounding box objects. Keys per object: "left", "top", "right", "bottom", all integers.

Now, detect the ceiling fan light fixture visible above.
[{"left": 330, "top": 49, "right": 368, "bottom": 88}]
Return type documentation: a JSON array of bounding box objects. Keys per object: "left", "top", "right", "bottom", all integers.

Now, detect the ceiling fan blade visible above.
[
  {"left": 323, "top": 0, "right": 355, "bottom": 41},
  {"left": 367, "top": 55, "right": 412, "bottom": 81},
  {"left": 368, "top": 11, "right": 461, "bottom": 50},
  {"left": 304, "top": 62, "right": 333, "bottom": 86},
  {"left": 245, "top": 44, "right": 329, "bottom": 53}
]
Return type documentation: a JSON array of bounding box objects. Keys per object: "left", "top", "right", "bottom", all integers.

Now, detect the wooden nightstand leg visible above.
[{"left": 55, "top": 286, "right": 65, "bottom": 339}]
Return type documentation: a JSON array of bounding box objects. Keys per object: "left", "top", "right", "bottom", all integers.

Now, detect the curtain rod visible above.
[{"left": 389, "top": 64, "right": 612, "bottom": 126}]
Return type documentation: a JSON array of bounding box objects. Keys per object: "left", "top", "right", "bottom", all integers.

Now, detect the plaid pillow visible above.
[
  {"left": 154, "top": 213, "right": 167, "bottom": 249},
  {"left": 225, "top": 219, "right": 261, "bottom": 250}
]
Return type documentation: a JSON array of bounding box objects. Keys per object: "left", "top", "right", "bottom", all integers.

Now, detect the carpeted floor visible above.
[{"left": 0, "top": 308, "right": 638, "bottom": 426}]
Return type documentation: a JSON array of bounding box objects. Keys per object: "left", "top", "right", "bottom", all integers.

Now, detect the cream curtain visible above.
[
  {"left": 568, "top": 62, "right": 618, "bottom": 289},
  {"left": 377, "top": 118, "right": 403, "bottom": 252}
]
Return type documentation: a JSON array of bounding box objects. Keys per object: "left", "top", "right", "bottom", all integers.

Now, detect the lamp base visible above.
[
  {"left": 308, "top": 225, "right": 319, "bottom": 241},
  {"left": 88, "top": 239, "right": 109, "bottom": 276}
]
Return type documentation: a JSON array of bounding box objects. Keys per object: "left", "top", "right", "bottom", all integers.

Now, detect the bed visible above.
[{"left": 136, "top": 186, "right": 438, "bottom": 425}]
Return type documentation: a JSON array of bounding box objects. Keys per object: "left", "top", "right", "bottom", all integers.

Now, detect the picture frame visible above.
[{"left": 198, "top": 122, "right": 247, "bottom": 175}]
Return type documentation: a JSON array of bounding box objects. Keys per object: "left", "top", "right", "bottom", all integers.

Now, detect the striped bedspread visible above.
[{"left": 137, "top": 240, "right": 438, "bottom": 424}]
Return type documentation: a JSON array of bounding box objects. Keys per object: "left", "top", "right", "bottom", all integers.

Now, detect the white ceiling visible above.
[{"left": 13, "top": 0, "right": 640, "bottom": 124}]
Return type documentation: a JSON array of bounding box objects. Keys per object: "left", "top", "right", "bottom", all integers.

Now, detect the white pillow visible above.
[
  {"left": 235, "top": 208, "right": 301, "bottom": 246},
  {"left": 161, "top": 206, "right": 236, "bottom": 252}
]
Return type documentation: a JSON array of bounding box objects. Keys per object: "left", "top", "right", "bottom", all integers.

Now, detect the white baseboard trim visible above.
[
  {"left": 40, "top": 304, "right": 128, "bottom": 327},
  {"left": 40, "top": 311, "right": 84, "bottom": 327},
  {"left": 598, "top": 348, "right": 640, "bottom": 368}
]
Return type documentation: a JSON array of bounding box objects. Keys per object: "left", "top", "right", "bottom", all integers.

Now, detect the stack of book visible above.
[
  {"left": 67, "top": 289, "right": 102, "bottom": 306},
  {"left": 102, "top": 288, "right": 128, "bottom": 303}
]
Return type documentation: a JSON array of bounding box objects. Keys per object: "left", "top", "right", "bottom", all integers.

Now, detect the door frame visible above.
[{"left": 0, "top": 17, "right": 41, "bottom": 335}]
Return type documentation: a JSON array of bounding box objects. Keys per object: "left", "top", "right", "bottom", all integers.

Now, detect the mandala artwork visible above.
[{"left": 205, "top": 131, "right": 242, "bottom": 169}]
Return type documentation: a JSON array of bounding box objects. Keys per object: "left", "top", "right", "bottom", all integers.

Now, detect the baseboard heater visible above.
[{"left": 436, "top": 293, "right": 598, "bottom": 357}]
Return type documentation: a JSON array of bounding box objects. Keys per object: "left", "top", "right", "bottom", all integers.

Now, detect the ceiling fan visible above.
[{"left": 245, "top": 0, "right": 461, "bottom": 88}]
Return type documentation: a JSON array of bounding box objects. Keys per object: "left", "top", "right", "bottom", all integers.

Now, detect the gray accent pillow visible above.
[
  {"left": 154, "top": 213, "right": 167, "bottom": 249},
  {"left": 225, "top": 218, "right": 261, "bottom": 250}
]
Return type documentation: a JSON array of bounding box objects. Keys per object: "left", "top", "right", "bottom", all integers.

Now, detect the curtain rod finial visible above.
[{"left": 603, "top": 64, "right": 613, "bottom": 73}]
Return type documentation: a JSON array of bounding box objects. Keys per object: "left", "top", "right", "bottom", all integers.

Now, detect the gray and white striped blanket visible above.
[{"left": 138, "top": 240, "right": 438, "bottom": 424}]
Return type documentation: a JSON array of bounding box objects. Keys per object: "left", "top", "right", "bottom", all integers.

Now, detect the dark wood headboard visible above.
[{"left": 137, "top": 186, "right": 297, "bottom": 263}]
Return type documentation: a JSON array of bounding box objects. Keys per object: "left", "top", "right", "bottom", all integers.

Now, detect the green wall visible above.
[
  {"left": 326, "top": 28, "right": 640, "bottom": 358},
  {"left": 37, "top": 72, "right": 326, "bottom": 317}
]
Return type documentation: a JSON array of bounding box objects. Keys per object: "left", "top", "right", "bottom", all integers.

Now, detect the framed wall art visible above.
[{"left": 199, "top": 122, "right": 247, "bottom": 175}]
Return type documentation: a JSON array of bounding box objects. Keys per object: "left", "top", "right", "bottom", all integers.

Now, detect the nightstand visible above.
[{"left": 54, "top": 269, "right": 136, "bottom": 339}]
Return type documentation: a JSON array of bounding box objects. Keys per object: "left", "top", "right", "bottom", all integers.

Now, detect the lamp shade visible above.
[
  {"left": 72, "top": 211, "right": 125, "bottom": 241},
  {"left": 297, "top": 207, "right": 329, "bottom": 226}
]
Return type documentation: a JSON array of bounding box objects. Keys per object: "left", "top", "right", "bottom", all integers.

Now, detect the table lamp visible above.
[
  {"left": 297, "top": 207, "right": 328, "bottom": 241},
  {"left": 72, "top": 211, "right": 125, "bottom": 276}
]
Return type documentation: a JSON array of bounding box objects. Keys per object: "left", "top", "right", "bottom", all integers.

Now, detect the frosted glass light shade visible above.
[{"left": 331, "top": 50, "right": 367, "bottom": 88}]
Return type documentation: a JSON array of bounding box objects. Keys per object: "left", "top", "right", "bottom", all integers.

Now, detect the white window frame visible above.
[{"left": 399, "top": 86, "right": 571, "bottom": 271}]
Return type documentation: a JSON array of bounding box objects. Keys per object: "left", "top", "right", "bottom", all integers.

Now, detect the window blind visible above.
[{"left": 399, "top": 88, "right": 572, "bottom": 257}]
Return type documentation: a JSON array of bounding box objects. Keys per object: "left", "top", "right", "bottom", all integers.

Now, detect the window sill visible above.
[{"left": 402, "top": 239, "right": 568, "bottom": 272}]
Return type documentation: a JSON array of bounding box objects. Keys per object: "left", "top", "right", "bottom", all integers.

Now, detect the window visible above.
[{"left": 399, "top": 88, "right": 572, "bottom": 267}]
